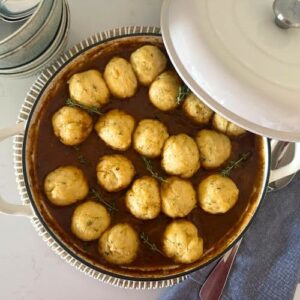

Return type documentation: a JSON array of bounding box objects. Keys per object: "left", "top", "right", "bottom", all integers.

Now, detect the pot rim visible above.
[{"left": 16, "top": 25, "right": 271, "bottom": 288}]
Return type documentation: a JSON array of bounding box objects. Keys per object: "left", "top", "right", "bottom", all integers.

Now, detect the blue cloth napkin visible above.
[{"left": 161, "top": 173, "right": 300, "bottom": 300}]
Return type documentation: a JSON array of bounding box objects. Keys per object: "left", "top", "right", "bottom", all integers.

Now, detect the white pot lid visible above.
[{"left": 161, "top": 0, "right": 300, "bottom": 141}]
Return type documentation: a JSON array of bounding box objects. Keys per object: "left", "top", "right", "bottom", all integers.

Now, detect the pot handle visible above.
[
  {"left": 269, "top": 141, "right": 300, "bottom": 184},
  {"left": 0, "top": 122, "right": 33, "bottom": 217}
]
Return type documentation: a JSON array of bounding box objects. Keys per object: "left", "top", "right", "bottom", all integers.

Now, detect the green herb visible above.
[
  {"left": 176, "top": 84, "right": 190, "bottom": 105},
  {"left": 142, "top": 156, "right": 166, "bottom": 182},
  {"left": 90, "top": 188, "right": 118, "bottom": 212},
  {"left": 66, "top": 98, "right": 103, "bottom": 115},
  {"left": 73, "top": 146, "right": 88, "bottom": 165},
  {"left": 221, "top": 152, "right": 252, "bottom": 177},
  {"left": 140, "top": 232, "right": 165, "bottom": 256}
]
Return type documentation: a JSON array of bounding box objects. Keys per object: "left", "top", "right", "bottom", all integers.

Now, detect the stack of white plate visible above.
[{"left": 0, "top": 0, "right": 70, "bottom": 78}]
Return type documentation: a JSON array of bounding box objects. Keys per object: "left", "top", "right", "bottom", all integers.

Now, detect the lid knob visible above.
[{"left": 273, "top": 0, "right": 300, "bottom": 29}]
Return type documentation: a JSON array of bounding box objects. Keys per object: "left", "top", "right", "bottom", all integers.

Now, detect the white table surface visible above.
[{"left": 0, "top": 1, "right": 299, "bottom": 299}]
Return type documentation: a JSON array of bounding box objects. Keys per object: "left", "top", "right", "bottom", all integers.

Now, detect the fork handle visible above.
[{"left": 199, "top": 240, "right": 241, "bottom": 300}]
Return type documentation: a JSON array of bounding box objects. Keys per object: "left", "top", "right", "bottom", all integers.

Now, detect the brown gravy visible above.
[{"left": 32, "top": 41, "right": 263, "bottom": 273}]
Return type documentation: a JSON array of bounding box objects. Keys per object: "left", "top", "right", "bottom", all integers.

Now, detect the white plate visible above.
[
  {"left": 0, "top": 0, "right": 69, "bottom": 78},
  {"left": 161, "top": 0, "right": 300, "bottom": 141}
]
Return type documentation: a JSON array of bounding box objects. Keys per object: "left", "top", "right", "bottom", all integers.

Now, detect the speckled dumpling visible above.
[
  {"left": 198, "top": 174, "right": 239, "bottom": 214},
  {"left": 71, "top": 201, "right": 111, "bottom": 241},
  {"left": 99, "top": 223, "right": 139, "bottom": 264},
  {"left": 130, "top": 45, "right": 167, "bottom": 86},
  {"left": 212, "top": 113, "right": 246, "bottom": 137},
  {"left": 96, "top": 154, "right": 135, "bottom": 192},
  {"left": 162, "top": 134, "right": 200, "bottom": 178},
  {"left": 162, "top": 220, "right": 203, "bottom": 264},
  {"left": 148, "top": 71, "right": 181, "bottom": 111},
  {"left": 133, "top": 119, "right": 169, "bottom": 158},
  {"left": 125, "top": 176, "right": 161, "bottom": 220},
  {"left": 68, "top": 70, "right": 110, "bottom": 108},
  {"left": 104, "top": 57, "right": 138, "bottom": 98},
  {"left": 52, "top": 106, "right": 93, "bottom": 146},
  {"left": 161, "top": 177, "right": 196, "bottom": 218},
  {"left": 195, "top": 129, "right": 231, "bottom": 169},
  {"left": 44, "top": 166, "right": 89, "bottom": 206},
  {"left": 94, "top": 109, "right": 135, "bottom": 151},
  {"left": 182, "top": 93, "right": 213, "bottom": 124}
]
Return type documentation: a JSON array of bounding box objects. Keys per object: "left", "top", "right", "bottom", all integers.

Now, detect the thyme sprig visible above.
[
  {"left": 142, "top": 156, "right": 166, "bottom": 182},
  {"left": 140, "top": 232, "right": 165, "bottom": 256},
  {"left": 221, "top": 152, "right": 252, "bottom": 177},
  {"left": 66, "top": 98, "right": 103, "bottom": 115},
  {"left": 73, "top": 146, "right": 88, "bottom": 165},
  {"left": 176, "top": 84, "right": 190, "bottom": 105},
  {"left": 90, "top": 188, "right": 118, "bottom": 213}
]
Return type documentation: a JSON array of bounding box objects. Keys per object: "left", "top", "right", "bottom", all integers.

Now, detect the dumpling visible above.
[
  {"left": 104, "top": 57, "right": 138, "bottom": 98},
  {"left": 149, "top": 71, "right": 181, "bottom": 111},
  {"left": 198, "top": 174, "right": 239, "bottom": 214},
  {"left": 96, "top": 154, "right": 135, "bottom": 192},
  {"left": 162, "top": 134, "right": 200, "bottom": 178},
  {"left": 161, "top": 177, "right": 196, "bottom": 218},
  {"left": 212, "top": 113, "right": 246, "bottom": 137},
  {"left": 130, "top": 45, "right": 167, "bottom": 86},
  {"left": 71, "top": 201, "right": 111, "bottom": 241},
  {"left": 68, "top": 69, "right": 110, "bottom": 108},
  {"left": 94, "top": 109, "right": 135, "bottom": 151},
  {"left": 125, "top": 176, "right": 161, "bottom": 220},
  {"left": 133, "top": 119, "right": 169, "bottom": 158},
  {"left": 162, "top": 220, "right": 203, "bottom": 263},
  {"left": 99, "top": 223, "right": 139, "bottom": 264},
  {"left": 182, "top": 93, "right": 213, "bottom": 124},
  {"left": 52, "top": 106, "right": 93, "bottom": 146},
  {"left": 195, "top": 129, "right": 231, "bottom": 169},
  {"left": 44, "top": 166, "right": 89, "bottom": 206}
]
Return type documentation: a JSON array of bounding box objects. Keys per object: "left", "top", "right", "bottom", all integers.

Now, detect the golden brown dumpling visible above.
[
  {"left": 182, "top": 93, "right": 213, "bottom": 124},
  {"left": 44, "top": 166, "right": 89, "bottom": 206},
  {"left": 94, "top": 109, "right": 135, "bottom": 151},
  {"left": 212, "top": 113, "right": 246, "bottom": 137},
  {"left": 162, "top": 220, "right": 203, "bottom": 263},
  {"left": 96, "top": 154, "right": 135, "bottom": 192},
  {"left": 133, "top": 119, "right": 169, "bottom": 158},
  {"left": 162, "top": 134, "right": 200, "bottom": 178},
  {"left": 161, "top": 177, "right": 196, "bottom": 218},
  {"left": 52, "top": 106, "right": 93, "bottom": 146},
  {"left": 99, "top": 223, "right": 139, "bottom": 264},
  {"left": 160, "top": 177, "right": 197, "bottom": 218},
  {"left": 104, "top": 57, "right": 138, "bottom": 98},
  {"left": 195, "top": 129, "right": 231, "bottom": 169},
  {"left": 71, "top": 201, "right": 111, "bottom": 241},
  {"left": 125, "top": 176, "right": 161, "bottom": 220},
  {"left": 198, "top": 174, "right": 239, "bottom": 214},
  {"left": 68, "top": 70, "right": 110, "bottom": 108},
  {"left": 149, "top": 71, "right": 181, "bottom": 111},
  {"left": 130, "top": 45, "right": 167, "bottom": 86}
]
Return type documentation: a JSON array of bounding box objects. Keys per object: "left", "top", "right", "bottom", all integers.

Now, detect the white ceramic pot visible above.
[{"left": 0, "top": 26, "right": 299, "bottom": 289}]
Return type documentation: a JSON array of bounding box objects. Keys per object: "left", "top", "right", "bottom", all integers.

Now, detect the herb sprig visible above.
[
  {"left": 221, "top": 152, "right": 252, "bottom": 177},
  {"left": 66, "top": 98, "right": 103, "bottom": 115},
  {"left": 176, "top": 84, "right": 190, "bottom": 105},
  {"left": 73, "top": 146, "right": 88, "bottom": 165},
  {"left": 140, "top": 232, "right": 165, "bottom": 256},
  {"left": 90, "top": 188, "right": 118, "bottom": 212},
  {"left": 142, "top": 156, "right": 166, "bottom": 182}
]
